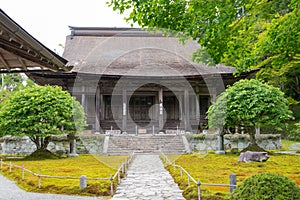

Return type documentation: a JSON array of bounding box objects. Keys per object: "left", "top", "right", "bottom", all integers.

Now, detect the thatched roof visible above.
[
  {"left": 63, "top": 27, "right": 235, "bottom": 77},
  {"left": 0, "top": 9, "right": 69, "bottom": 73}
]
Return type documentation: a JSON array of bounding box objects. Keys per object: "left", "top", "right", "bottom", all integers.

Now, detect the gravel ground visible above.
[{"left": 0, "top": 174, "right": 103, "bottom": 200}]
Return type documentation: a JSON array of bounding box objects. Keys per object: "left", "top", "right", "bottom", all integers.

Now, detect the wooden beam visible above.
[
  {"left": 0, "top": 39, "right": 59, "bottom": 71},
  {"left": 17, "top": 57, "right": 28, "bottom": 71},
  {"left": 0, "top": 53, "right": 11, "bottom": 72}
]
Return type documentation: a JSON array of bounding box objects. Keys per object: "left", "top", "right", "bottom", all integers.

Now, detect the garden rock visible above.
[{"left": 238, "top": 151, "right": 269, "bottom": 162}]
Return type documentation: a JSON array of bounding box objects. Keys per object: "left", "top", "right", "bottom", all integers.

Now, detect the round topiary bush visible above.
[{"left": 231, "top": 172, "right": 300, "bottom": 200}]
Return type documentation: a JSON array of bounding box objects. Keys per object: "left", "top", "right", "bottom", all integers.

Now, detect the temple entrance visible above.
[
  {"left": 129, "top": 96, "right": 155, "bottom": 126},
  {"left": 163, "top": 96, "right": 180, "bottom": 120}
]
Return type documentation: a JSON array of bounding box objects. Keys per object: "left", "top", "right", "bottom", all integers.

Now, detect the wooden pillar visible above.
[
  {"left": 179, "top": 94, "right": 183, "bottom": 120},
  {"left": 190, "top": 95, "right": 195, "bottom": 120},
  {"left": 81, "top": 85, "right": 86, "bottom": 112},
  {"left": 184, "top": 88, "right": 190, "bottom": 131},
  {"left": 159, "top": 88, "right": 163, "bottom": 130},
  {"left": 212, "top": 87, "right": 217, "bottom": 103},
  {"left": 122, "top": 89, "right": 127, "bottom": 132},
  {"left": 195, "top": 94, "right": 200, "bottom": 121},
  {"left": 95, "top": 85, "right": 100, "bottom": 133},
  {"left": 195, "top": 94, "right": 200, "bottom": 133},
  {"left": 100, "top": 93, "right": 104, "bottom": 120}
]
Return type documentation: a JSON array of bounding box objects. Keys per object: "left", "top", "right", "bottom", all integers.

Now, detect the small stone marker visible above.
[{"left": 80, "top": 175, "right": 87, "bottom": 189}]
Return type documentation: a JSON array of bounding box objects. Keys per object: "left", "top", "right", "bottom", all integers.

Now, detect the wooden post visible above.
[
  {"left": 38, "top": 168, "right": 41, "bottom": 188},
  {"left": 22, "top": 165, "right": 24, "bottom": 180},
  {"left": 187, "top": 171, "right": 190, "bottom": 186},
  {"left": 230, "top": 174, "right": 237, "bottom": 193},
  {"left": 110, "top": 174, "right": 114, "bottom": 196},
  {"left": 184, "top": 89, "right": 190, "bottom": 131},
  {"left": 152, "top": 125, "right": 155, "bottom": 135},
  {"left": 124, "top": 161, "right": 127, "bottom": 174},
  {"left": 195, "top": 95, "right": 200, "bottom": 122},
  {"left": 38, "top": 174, "right": 41, "bottom": 188},
  {"left": 122, "top": 162, "right": 125, "bottom": 174},
  {"left": 9, "top": 161, "right": 12, "bottom": 172},
  {"left": 81, "top": 85, "right": 87, "bottom": 112},
  {"left": 158, "top": 88, "right": 163, "bottom": 130},
  {"left": 95, "top": 85, "right": 101, "bottom": 133},
  {"left": 122, "top": 89, "right": 127, "bottom": 132},
  {"left": 197, "top": 180, "right": 201, "bottom": 200},
  {"left": 0, "top": 159, "right": 2, "bottom": 169},
  {"left": 180, "top": 166, "right": 182, "bottom": 177},
  {"left": 118, "top": 170, "right": 121, "bottom": 184}
]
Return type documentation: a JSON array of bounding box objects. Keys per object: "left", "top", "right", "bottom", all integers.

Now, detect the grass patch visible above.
[
  {"left": 166, "top": 153, "right": 300, "bottom": 199},
  {"left": 0, "top": 154, "right": 127, "bottom": 196}
]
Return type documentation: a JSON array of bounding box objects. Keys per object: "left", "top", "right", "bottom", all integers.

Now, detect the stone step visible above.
[{"left": 106, "top": 135, "right": 188, "bottom": 155}]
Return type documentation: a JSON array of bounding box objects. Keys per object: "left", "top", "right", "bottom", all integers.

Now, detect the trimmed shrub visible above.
[{"left": 231, "top": 172, "right": 300, "bottom": 200}]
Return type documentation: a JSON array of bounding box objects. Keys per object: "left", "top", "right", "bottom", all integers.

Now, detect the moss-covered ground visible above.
[
  {"left": 0, "top": 154, "right": 126, "bottom": 197},
  {"left": 165, "top": 152, "right": 300, "bottom": 200}
]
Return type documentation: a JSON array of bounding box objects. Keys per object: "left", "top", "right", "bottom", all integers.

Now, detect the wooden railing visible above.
[
  {"left": 110, "top": 152, "right": 135, "bottom": 195},
  {"left": 160, "top": 152, "right": 237, "bottom": 200},
  {"left": 0, "top": 152, "right": 135, "bottom": 196}
]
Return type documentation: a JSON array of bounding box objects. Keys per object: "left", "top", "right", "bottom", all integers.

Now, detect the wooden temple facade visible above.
[{"left": 28, "top": 27, "right": 254, "bottom": 134}]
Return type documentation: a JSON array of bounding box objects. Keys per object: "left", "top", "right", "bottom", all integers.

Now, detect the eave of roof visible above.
[
  {"left": 0, "top": 9, "right": 70, "bottom": 72},
  {"left": 69, "top": 26, "right": 163, "bottom": 38}
]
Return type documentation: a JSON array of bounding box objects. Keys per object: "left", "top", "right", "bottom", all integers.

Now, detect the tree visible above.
[
  {"left": 107, "top": 0, "right": 300, "bottom": 101},
  {"left": 0, "top": 85, "right": 86, "bottom": 152},
  {"left": 207, "top": 79, "right": 293, "bottom": 146},
  {"left": 0, "top": 73, "right": 24, "bottom": 91}
]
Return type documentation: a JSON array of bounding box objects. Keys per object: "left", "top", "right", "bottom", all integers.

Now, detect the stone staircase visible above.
[{"left": 105, "top": 134, "right": 190, "bottom": 155}]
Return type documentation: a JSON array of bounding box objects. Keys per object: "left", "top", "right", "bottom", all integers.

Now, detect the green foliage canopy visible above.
[
  {"left": 107, "top": 0, "right": 300, "bottom": 100},
  {"left": 207, "top": 79, "right": 293, "bottom": 134},
  {"left": 0, "top": 85, "right": 86, "bottom": 150}
]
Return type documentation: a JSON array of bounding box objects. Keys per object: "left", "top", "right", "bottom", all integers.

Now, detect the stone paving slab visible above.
[{"left": 112, "top": 154, "right": 185, "bottom": 200}]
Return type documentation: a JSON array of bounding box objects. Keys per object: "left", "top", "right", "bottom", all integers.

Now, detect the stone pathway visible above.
[{"left": 111, "top": 154, "right": 185, "bottom": 200}]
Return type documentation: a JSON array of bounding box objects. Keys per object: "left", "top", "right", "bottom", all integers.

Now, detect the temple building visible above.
[{"left": 28, "top": 27, "right": 254, "bottom": 134}]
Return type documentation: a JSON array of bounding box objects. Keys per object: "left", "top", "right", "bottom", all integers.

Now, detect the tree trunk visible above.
[
  {"left": 29, "top": 136, "right": 51, "bottom": 150},
  {"left": 41, "top": 136, "right": 51, "bottom": 150},
  {"left": 255, "top": 126, "right": 260, "bottom": 134},
  {"left": 30, "top": 136, "right": 41, "bottom": 149},
  {"left": 249, "top": 133, "right": 257, "bottom": 145}
]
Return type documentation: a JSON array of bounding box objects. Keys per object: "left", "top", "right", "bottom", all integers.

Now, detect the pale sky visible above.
[{"left": 1, "top": 0, "right": 134, "bottom": 54}]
